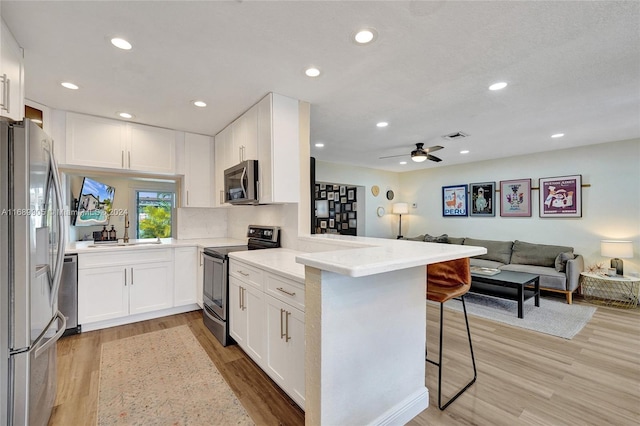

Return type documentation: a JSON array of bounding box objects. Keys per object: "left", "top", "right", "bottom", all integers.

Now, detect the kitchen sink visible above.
[{"left": 87, "top": 238, "right": 162, "bottom": 248}]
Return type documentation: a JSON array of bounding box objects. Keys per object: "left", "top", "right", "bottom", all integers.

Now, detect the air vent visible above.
[{"left": 442, "top": 131, "right": 469, "bottom": 140}]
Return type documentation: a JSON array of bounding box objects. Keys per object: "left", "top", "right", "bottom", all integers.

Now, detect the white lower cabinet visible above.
[
  {"left": 265, "top": 295, "right": 305, "bottom": 408},
  {"left": 174, "top": 246, "right": 198, "bottom": 306},
  {"left": 229, "top": 259, "right": 305, "bottom": 409},
  {"left": 78, "top": 248, "right": 176, "bottom": 326}
]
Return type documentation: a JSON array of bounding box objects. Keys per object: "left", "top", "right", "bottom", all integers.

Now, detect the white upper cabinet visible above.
[
  {"left": 257, "top": 93, "right": 300, "bottom": 204},
  {"left": 1, "top": 18, "right": 25, "bottom": 121},
  {"left": 232, "top": 103, "right": 258, "bottom": 163},
  {"left": 65, "top": 112, "right": 176, "bottom": 174},
  {"left": 182, "top": 132, "right": 213, "bottom": 208},
  {"left": 128, "top": 123, "right": 176, "bottom": 173},
  {"left": 214, "top": 124, "right": 232, "bottom": 207}
]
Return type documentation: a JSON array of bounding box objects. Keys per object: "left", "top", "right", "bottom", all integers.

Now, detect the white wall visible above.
[
  {"left": 315, "top": 161, "right": 402, "bottom": 238},
  {"left": 398, "top": 138, "right": 640, "bottom": 273}
]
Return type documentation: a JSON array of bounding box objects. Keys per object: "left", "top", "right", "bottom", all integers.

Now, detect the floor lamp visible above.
[{"left": 393, "top": 203, "right": 408, "bottom": 239}]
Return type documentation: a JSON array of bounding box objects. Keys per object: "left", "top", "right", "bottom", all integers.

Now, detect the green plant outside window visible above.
[{"left": 136, "top": 191, "right": 174, "bottom": 238}]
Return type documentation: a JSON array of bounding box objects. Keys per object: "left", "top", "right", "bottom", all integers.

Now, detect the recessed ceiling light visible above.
[
  {"left": 489, "top": 82, "right": 508, "bottom": 91},
  {"left": 118, "top": 112, "right": 134, "bottom": 119},
  {"left": 399, "top": 161, "right": 407, "bottom": 165},
  {"left": 460, "top": 150, "right": 470, "bottom": 154},
  {"left": 111, "top": 37, "right": 132, "bottom": 50},
  {"left": 315, "top": 143, "right": 324, "bottom": 148},
  {"left": 354, "top": 29, "right": 377, "bottom": 44},
  {"left": 305, "top": 67, "right": 321, "bottom": 78},
  {"left": 61, "top": 82, "right": 79, "bottom": 90},
  {"left": 193, "top": 101, "right": 207, "bottom": 108},
  {"left": 551, "top": 133, "right": 565, "bottom": 138},
  {"left": 376, "top": 122, "right": 388, "bottom": 128}
]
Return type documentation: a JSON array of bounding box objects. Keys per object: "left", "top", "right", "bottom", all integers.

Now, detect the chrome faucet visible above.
[{"left": 123, "top": 213, "right": 130, "bottom": 243}]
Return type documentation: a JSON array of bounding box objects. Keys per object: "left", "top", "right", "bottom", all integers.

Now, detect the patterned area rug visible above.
[
  {"left": 434, "top": 293, "right": 597, "bottom": 339},
  {"left": 97, "top": 325, "right": 254, "bottom": 425}
]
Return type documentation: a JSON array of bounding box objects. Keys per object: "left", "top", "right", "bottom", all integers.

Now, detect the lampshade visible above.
[
  {"left": 392, "top": 203, "right": 409, "bottom": 215},
  {"left": 601, "top": 240, "right": 633, "bottom": 258}
]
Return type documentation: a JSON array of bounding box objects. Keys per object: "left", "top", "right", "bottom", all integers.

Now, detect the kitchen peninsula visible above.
[{"left": 233, "top": 235, "right": 486, "bottom": 425}]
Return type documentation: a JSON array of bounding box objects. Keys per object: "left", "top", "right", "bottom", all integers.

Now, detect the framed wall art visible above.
[
  {"left": 469, "top": 181, "right": 495, "bottom": 217},
  {"left": 442, "top": 184, "right": 468, "bottom": 217},
  {"left": 500, "top": 178, "right": 531, "bottom": 217},
  {"left": 539, "top": 174, "right": 582, "bottom": 218}
]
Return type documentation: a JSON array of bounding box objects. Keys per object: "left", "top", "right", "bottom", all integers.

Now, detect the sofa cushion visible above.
[
  {"left": 447, "top": 236, "right": 465, "bottom": 245},
  {"left": 499, "top": 264, "right": 567, "bottom": 291},
  {"left": 470, "top": 258, "right": 505, "bottom": 269},
  {"left": 555, "top": 251, "right": 575, "bottom": 272},
  {"left": 464, "top": 238, "right": 513, "bottom": 264},
  {"left": 510, "top": 240, "right": 573, "bottom": 268},
  {"left": 424, "top": 233, "right": 449, "bottom": 243}
]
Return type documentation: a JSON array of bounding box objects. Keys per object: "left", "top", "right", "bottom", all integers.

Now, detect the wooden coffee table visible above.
[{"left": 470, "top": 270, "right": 540, "bottom": 319}]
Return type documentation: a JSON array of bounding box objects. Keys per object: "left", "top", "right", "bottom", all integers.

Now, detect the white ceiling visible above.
[{"left": 2, "top": 1, "right": 639, "bottom": 172}]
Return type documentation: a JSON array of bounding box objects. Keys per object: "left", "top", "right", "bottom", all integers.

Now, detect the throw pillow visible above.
[
  {"left": 555, "top": 251, "right": 575, "bottom": 272},
  {"left": 424, "top": 234, "right": 449, "bottom": 243}
]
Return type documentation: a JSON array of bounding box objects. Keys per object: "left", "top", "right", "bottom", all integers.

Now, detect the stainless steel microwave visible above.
[{"left": 224, "top": 160, "right": 259, "bottom": 205}]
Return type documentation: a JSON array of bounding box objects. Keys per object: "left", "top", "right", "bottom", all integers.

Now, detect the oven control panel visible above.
[{"left": 247, "top": 225, "right": 280, "bottom": 243}]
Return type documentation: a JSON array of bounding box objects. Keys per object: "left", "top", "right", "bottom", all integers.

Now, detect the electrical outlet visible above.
[{"left": 412, "top": 203, "right": 417, "bottom": 208}]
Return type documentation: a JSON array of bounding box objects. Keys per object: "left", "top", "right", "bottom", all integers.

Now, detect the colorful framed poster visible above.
[
  {"left": 500, "top": 178, "right": 531, "bottom": 217},
  {"left": 469, "top": 181, "right": 495, "bottom": 217},
  {"left": 442, "top": 184, "right": 468, "bottom": 217},
  {"left": 539, "top": 174, "right": 582, "bottom": 218}
]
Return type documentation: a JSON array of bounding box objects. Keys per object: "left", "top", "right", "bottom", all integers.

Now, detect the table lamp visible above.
[
  {"left": 392, "top": 202, "right": 408, "bottom": 239},
  {"left": 600, "top": 240, "right": 633, "bottom": 276}
]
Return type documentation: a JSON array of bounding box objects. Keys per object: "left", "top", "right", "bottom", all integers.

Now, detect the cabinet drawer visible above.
[
  {"left": 266, "top": 273, "right": 305, "bottom": 312},
  {"left": 79, "top": 248, "right": 173, "bottom": 269},
  {"left": 229, "top": 260, "right": 263, "bottom": 290}
]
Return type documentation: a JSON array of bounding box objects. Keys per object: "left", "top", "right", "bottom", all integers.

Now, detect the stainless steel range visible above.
[{"left": 202, "top": 225, "right": 280, "bottom": 346}]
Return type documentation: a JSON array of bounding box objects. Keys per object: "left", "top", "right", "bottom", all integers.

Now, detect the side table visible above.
[{"left": 579, "top": 272, "right": 640, "bottom": 308}]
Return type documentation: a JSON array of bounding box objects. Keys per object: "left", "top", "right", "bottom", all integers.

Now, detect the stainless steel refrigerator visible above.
[{"left": 1, "top": 119, "right": 66, "bottom": 425}]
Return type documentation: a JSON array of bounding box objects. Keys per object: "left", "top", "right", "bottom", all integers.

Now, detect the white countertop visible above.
[
  {"left": 65, "top": 237, "right": 247, "bottom": 254},
  {"left": 295, "top": 234, "right": 486, "bottom": 277},
  {"left": 229, "top": 248, "right": 306, "bottom": 283}
]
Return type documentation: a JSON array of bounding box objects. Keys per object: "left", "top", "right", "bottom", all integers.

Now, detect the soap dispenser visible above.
[
  {"left": 101, "top": 225, "right": 108, "bottom": 241},
  {"left": 109, "top": 225, "right": 117, "bottom": 241}
]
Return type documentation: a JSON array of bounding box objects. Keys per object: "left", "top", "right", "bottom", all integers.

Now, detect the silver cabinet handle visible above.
[
  {"left": 220, "top": 190, "right": 224, "bottom": 205},
  {"left": 121, "top": 150, "right": 124, "bottom": 168},
  {"left": 4, "top": 76, "right": 9, "bottom": 113},
  {"left": 280, "top": 308, "right": 286, "bottom": 339},
  {"left": 241, "top": 287, "right": 246, "bottom": 310},
  {"left": 0, "top": 74, "right": 7, "bottom": 111},
  {"left": 199, "top": 251, "right": 203, "bottom": 267},
  {"left": 130, "top": 267, "right": 134, "bottom": 285},
  {"left": 238, "top": 270, "right": 249, "bottom": 277},
  {"left": 124, "top": 268, "right": 127, "bottom": 286},
  {"left": 128, "top": 151, "right": 131, "bottom": 168},
  {"left": 276, "top": 287, "right": 295, "bottom": 297},
  {"left": 285, "top": 310, "right": 291, "bottom": 342},
  {"left": 186, "top": 190, "right": 189, "bottom": 206}
]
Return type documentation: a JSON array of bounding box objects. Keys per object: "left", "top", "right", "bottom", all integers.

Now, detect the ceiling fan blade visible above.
[
  {"left": 379, "top": 153, "right": 407, "bottom": 159},
  {"left": 427, "top": 154, "right": 442, "bottom": 162},
  {"left": 426, "top": 145, "right": 444, "bottom": 153}
]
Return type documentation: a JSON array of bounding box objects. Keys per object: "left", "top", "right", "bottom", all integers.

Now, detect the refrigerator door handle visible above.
[
  {"left": 46, "top": 146, "right": 67, "bottom": 304},
  {"left": 33, "top": 310, "right": 66, "bottom": 359}
]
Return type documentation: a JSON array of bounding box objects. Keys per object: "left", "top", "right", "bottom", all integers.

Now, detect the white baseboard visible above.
[{"left": 372, "top": 387, "right": 429, "bottom": 426}]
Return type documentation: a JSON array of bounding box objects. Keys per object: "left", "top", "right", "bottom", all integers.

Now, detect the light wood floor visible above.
[{"left": 51, "top": 294, "right": 639, "bottom": 426}]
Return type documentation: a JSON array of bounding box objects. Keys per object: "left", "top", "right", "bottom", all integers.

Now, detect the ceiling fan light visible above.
[{"left": 411, "top": 153, "right": 427, "bottom": 162}]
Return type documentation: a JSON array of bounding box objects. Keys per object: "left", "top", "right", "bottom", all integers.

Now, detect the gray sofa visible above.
[{"left": 408, "top": 234, "right": 584, "bottom": 304}]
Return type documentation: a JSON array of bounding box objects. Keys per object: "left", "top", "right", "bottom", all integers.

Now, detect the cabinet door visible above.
[
  {"left": 196, "top": 248, "right": 205, "bottom": 308},
  {"left": 0, "top": 19, "right": 24, "bottom": 121},
  {"left": 183, "top": 133, "right": 213, "bottom": 207},
  {"left": 236, "top": 103, "right": 258, "bottom": 161},
  {"left": 129, "top": 261, "right": 174, "bottom": 314},
  {"left": 65, "top": 113, "right": 127, "bottom": 169},
  {"left": 128, "top": 123, "right": 176, "bottom": 173},
  {"left": 244, "top": 284, "right": 266, "bottom": 366},
  {"left": 78, "top": 265, "right": 128, "bottom": 324},
  {"left": 214, "top": 125, "right": 232, "bottom": 207},
  {"left": 174, "top": 247, "right": 198, "bottom": 306},
  {"left": 229, "top": 277, "right": 247, "bottom": 346},
  {"left": 265, "top": 295, "right": 305, "bottom": 408}
]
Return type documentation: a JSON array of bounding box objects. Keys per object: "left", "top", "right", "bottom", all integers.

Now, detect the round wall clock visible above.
[
  {"left": 371, "top": 185, "right": 380, "bottom": 197},
  {"left": 386, "top": 190, "right": 394, "bottom": 200},
  {"left": 376, "top": 206, "right": 385, "bottom": 217}
]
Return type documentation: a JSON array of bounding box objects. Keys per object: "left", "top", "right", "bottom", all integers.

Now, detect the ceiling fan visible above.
[{"left": 379, "top": 143, "right": 444, "bottom": 163}]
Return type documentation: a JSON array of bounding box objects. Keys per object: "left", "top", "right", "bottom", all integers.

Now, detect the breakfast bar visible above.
[{"left": 295, "top": 235, "right": 486, "bottom": 425}]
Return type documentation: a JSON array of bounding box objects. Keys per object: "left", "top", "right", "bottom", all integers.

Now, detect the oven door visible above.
[{"left": 203, "top": 253, "right": 227, "bottom": 320}]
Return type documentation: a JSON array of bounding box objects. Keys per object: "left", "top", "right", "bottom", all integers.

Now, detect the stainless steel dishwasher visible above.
[{"left": 59, "top": 253, "right": 80, "bottom": 336}]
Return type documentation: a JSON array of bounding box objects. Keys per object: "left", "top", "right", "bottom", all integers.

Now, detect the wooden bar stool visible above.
[{"left": 426, "top": 257, "right": 477, "bottom": 410}]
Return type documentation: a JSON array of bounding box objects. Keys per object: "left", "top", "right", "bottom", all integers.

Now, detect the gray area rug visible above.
[{"left": 437, "top": 293, "right": 597, "bottom": 339}]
